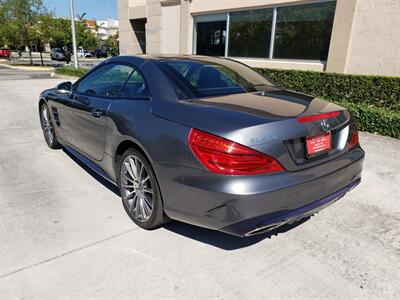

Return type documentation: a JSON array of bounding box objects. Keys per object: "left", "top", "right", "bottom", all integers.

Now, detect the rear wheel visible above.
[
  {"left": 118, "top": 149, "right": 167, "bottom": 229},
  {"left": 40, "top": 103, "right": 61, "bottom": 149}
]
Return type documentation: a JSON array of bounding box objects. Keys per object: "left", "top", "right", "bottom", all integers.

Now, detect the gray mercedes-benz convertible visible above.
[{"left": 39, "top": 55, "right": 364, "bottom": 236}]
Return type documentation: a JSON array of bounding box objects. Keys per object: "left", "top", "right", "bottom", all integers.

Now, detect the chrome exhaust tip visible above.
[{"left": 245, "top": 220, "right": 288, "bottom": 236}]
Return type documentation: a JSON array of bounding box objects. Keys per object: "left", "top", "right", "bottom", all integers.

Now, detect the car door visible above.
[{"left": 68, "top": 63, "right": 135, "bottom": 161}]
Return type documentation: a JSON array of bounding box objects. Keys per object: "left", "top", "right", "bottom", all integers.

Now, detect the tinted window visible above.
[
  {"left": 228, "top": 9, "right": 273, "bottom": 58},
  {"left": 196, "top": 21, "right": 226, "bottom": 56},
  {"left": 157, "top": 59, "right": 276, "bottom": 98},
  {"left": 274, "top": 2, "right": 336, "bottom": 60},
  {"left": 76, "top": 64, "right": 133, "bottom": 97},
  {"left": 119, "top": 70, "right": 149, "bottom": 99}
]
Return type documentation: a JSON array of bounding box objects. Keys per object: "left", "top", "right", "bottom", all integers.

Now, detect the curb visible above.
[
  {"left": 50, "top": 72, "right": 79, "bottom": 80},
  {"left": 0, "top": 63, "right": 55, "bottom": 71}
]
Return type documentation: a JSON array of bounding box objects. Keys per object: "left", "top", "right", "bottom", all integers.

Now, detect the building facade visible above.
[
  {"left": 97, "top": 19, "right": 120, "bottom": 40},
  {"left": 118, "top": 0, "right": 400, "bottom": 76}
]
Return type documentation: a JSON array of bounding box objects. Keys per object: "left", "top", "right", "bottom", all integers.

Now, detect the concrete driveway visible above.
[{"left": 0, "top": 67, "right": 399, "bottom": 299}]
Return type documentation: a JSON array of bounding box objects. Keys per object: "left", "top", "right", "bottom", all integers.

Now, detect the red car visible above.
[{"left": 0, "top": 48, "right": 11, "bottom": 58}]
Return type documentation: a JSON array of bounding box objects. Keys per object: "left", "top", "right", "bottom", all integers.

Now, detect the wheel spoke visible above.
[
  {"left": 143, "top": 188, "right": 153, "bottom": 194},
  {"left": 142, "top": 198, "right": 151, "bottom": 217},
  {"left": 143, "top": 195, "right": 153, "bottom": 209},
  {"left": 139, "top": 197, "right": 147, "bottom": 220},
  {"left": 128, "top": 157, "right": 138, "bottom": 178},
  {"left": 142, "top": 176, "right": 150, "bottom": 184},
  {"left": 121, "top": 183, "right": 134, "bottom": 189},
  {"left": 134, "top": 157, "right": 141, "bottom": 178},
  {"left": 139, "top": 163, "right": 144, "bottom": 179},
  {"left": 129, "top": 194, "right": 138, "bottom": 212},
  {"left": 123, "top": 189, "right": 136, "bottom": 201},
  {"left": 42, "top": 107, "right": 49, "bottom": 122},
  {"left": 125, "top": 161, "right": 136, "bottom": 181},
  {"left": 134, "top": 195, "right": 141, "bottom": 216}
]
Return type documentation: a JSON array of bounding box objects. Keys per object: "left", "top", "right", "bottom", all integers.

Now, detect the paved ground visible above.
[{"left": 0, "top": 67, "right": 399, "bottom": 299}]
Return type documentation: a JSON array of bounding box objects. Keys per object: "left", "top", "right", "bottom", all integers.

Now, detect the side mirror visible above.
[{"left": 56, "top": 81, "right": 72, "bottom": 95}]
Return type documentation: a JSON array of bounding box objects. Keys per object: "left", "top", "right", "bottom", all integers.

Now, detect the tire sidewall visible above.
[
  {"left": 118, "top": 149, "right": 165, "bottom": 229},
  {"left": 40, "top": 103, "right": 60, "bottom": 149}
]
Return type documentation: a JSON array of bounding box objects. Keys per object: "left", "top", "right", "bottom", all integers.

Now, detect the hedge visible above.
[
  {"left": 55, "top": 66, "right": 88, "bottom": 78},
  {"left": 256, "top": 68, "right": 400, "bottom": 111},
  {"left": 256, "top": 68, "right": 400, "bottom": 139},
  {"left": 335, "top": 101, "right": 400, "bottom": 139},
  {"left": 54, "top": 65, "right": 399, "bottom": 139}
]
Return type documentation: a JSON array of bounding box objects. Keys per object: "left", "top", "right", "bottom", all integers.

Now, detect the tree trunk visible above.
[
  {"left": 28, "top": 46, "right": 33, "bottom": 65},
  {"left": 39, "top": 51, "right": 44, "bottom": 67}
]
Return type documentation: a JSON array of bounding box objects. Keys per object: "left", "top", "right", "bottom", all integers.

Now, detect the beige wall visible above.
[
  {"left": 344, "top": 0, "right": 400, "bottom": 76},
  {"left": 161, "top": 3, "right": 181, "bottom": 54},
  {"left": 119, "top": 0, "right": 400, "bottom": 76},
  {"left": 190, "top": 0, "right": 305, "bottom": 13}
]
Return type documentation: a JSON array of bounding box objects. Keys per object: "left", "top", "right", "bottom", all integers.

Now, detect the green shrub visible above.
[
  {"left": 255, "top": 68, "right": 400, "bottom": 139},
  {"left": 335, "top": 101, "right": 400, "bottom": 139},
  {"left": 256, "top": 68, "right": 400, "bottom": 111},
  {"left": 55, "top": 66, "right": 88, "bottom": 78}
]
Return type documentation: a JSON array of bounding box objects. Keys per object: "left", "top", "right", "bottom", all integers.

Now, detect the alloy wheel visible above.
[
  {"left": 41, "top": 105, "right": 54, "bottom": 145},
  {"left": 120, "top": 155, "right": 154, "bottom": 222}
]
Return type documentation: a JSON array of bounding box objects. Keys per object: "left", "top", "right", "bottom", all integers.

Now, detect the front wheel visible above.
[
  {"left": 40, "top": 103, "right": 61, "bottom": 149},
  {"left": 118, "top": 149, "right": 167, "bottom": 229}
]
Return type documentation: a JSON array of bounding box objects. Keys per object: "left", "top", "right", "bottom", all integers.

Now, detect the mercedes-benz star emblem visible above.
[{"left": 320, "top": 119, "right": 330, "bottom": 131}]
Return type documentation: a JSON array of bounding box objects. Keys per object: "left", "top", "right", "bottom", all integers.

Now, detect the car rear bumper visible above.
[
  {"left": 163, "top": 147, "right": 364, "bottom": 236},
  {"left": 228, "top": 178, "right": 360, "bottom": 236}
]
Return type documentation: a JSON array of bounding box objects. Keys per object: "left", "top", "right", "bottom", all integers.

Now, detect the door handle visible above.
[{"left": 91, "top": 108, "right": 103, "bottom": 118}]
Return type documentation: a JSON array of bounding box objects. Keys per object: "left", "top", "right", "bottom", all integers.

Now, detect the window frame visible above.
[
  {"left": 73, "top": 62, "right": 151, "bottom": 101},
  {"left": 192, "top": 0, "right": 336, "bottom": 63}
]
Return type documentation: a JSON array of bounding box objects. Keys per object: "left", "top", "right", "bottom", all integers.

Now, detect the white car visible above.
[{"left": 77, "top": 49, "right": 92, "bottom": 58}]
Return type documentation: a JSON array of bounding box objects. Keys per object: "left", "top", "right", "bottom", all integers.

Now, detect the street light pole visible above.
[{"left": 69, "top": 0, "right": 78, "bottom": 68}]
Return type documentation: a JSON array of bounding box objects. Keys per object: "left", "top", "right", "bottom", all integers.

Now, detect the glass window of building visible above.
[
  {"left": 273, "top": 1, "right": 337, "bottom": 60},
  {"left": 194, "top": 14, "right": 227, "bottom": 56},
  {"left": 228, "top": 9, "right": 273, "bottom": 58}
]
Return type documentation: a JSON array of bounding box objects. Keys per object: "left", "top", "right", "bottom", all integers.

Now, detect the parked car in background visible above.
[
  {"left": 38, "top": 55, "right": 364, "bottom": 237},
  {"left": 77, "top": 49, "right": 92, "bottom": 58},
  {"left": 0, "top": 48, "right": 12, "bottom": 58},
  {"left": 92, "top": 48, "right": 108, "bottom": 58},
  {"left": 50, "top": 48, "right": 66, "bottom": 61}
]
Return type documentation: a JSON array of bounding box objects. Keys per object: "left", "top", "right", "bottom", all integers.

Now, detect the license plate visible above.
[{"left": 306, "top": 132, "right": 331, "bottom": 157}]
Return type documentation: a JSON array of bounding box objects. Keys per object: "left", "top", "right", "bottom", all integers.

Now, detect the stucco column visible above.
[
  {"left": 118, "top": 0, "right": 132, "bottom": 54},
  {"left": 146, "top": 0, "right": 162, "bottom": 54},
  {"left": 326, "top": 0, "right": 358, "bottom": 73},
  {"left": 180, "top": 0, "right": 192, "bottom": 54}
]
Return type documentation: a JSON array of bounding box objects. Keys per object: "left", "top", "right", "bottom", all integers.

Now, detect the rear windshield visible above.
[{"left": 156, "top": 59, "right": 276, "bottom": 98}]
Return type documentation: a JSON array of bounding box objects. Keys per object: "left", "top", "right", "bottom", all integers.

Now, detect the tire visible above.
[
  {"left": 39, "top": 103, "right": 61, "bottom": 149},
  {"left": 118, "top": 149, "right": 167, "bottom": 229}
]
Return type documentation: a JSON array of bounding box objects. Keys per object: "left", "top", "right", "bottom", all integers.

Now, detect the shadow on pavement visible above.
[
  {"left": 62, "top": 147, "right": 310, "bottom": 250},
  {"left": 163, "top": 217, "right": 310, "bottom": 250},
  {"left": 63, "top": 148, "right": 120, "bottom": 197}
]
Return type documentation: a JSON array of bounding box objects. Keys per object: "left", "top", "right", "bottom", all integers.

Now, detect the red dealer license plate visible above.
[{"left": 306, "top": 132, "right": 331, "bottom": 157}]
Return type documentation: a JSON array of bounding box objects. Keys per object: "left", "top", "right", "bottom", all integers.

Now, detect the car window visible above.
[
  {"left": 158, "top": 60, "right": 245, "bottom": 97},
  {"left": 76, "top": 64, "right": 134, "bottom": 97},
  {"left": 119, "top": 69, "right": 149, "bottom": 99},
  {"left": 157, "top": 59, "right": 276, "bottom": 98}
]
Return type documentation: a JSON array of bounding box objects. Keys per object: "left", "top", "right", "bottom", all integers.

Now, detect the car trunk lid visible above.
[{"left": 152, "top": 90, "right": 352, "bottom": 171}]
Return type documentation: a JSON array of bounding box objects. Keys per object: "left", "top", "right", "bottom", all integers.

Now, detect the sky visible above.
[{"left": 45, "top": 0, "right": 118, "bottom": 21}]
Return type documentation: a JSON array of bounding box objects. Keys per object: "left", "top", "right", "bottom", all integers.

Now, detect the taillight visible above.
[
  {"left": 347, "top": 125, "right": 359, "bottom": 148},
  {"left": 297, "top": 111, "right": 340, "bottom": 123},
  {"left": 188, "top": 129, "right": 284, "bottom": 175}
]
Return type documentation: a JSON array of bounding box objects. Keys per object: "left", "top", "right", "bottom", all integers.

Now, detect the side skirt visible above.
[{"left": 63, "top": 145, "right": 118, "bottom": 187}]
